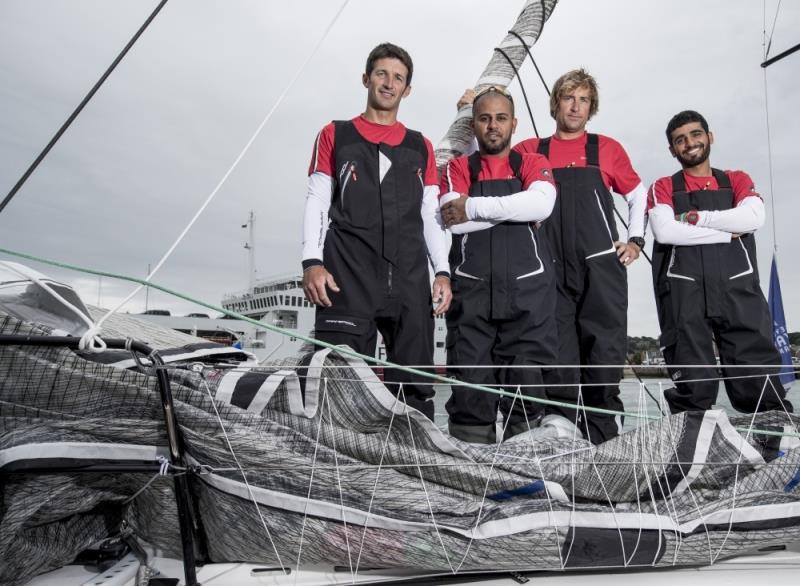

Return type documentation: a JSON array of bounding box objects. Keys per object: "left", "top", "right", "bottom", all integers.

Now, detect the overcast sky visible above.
[{"left": 0, "top": 0, "right": 798, "bottom": 337}]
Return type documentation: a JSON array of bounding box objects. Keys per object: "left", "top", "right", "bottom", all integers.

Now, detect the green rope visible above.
[{"left": 2, "top": 246, "right": 798, "bottom": 439}]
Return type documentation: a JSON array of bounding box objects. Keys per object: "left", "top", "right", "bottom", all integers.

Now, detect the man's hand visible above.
[
  {"left": 432, "top": 275, "right": 452, "bottom": 316},
  {"left": 457, "top": 89, "right": 476, "bottom": 111},
  {"left": 615, "top": 241, "right": 640, "bottom": 266},
  {"left": 441, "top": 197, "right": 469, "bottom": 228},
  {"left": 302, "top": 265, "right": 340, "bottom": 307}
]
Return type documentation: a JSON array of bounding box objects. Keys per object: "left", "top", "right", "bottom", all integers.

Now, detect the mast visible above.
[{"left": 243, "top": 211, "right": 256, "bottom": 292}]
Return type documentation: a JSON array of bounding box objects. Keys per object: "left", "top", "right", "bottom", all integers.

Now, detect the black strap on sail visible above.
[{"left": 0, "top": 0, "right": 170, "bottom": 216}]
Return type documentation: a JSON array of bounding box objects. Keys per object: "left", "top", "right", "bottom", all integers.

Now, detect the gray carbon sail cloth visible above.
[{"left": 1, "top": 311, "right": 800, "bottom": 585}]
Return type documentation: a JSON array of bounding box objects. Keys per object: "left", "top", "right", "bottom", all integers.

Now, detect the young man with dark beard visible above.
[
  {"left": 512, "top": 69, "right": 648, "bottom": 444},
  {"left": 648, "top": 110, "right": 792, "bottom": 415},
  {"left": 439, "top": 87, "right": 558, "bottom": 443},
  {"left": 301, "top": 43, "right": 451, "bottom": 419}
]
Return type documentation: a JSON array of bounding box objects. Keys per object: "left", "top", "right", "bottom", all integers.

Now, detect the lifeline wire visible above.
[
  {"left": 0, "top": 245, "right": 656, "bottom": 421},
  {"left": 4, "top": 242, "right": 800, "bottom": 441}
]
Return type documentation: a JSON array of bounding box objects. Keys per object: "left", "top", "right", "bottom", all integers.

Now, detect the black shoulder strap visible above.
[
  {"left": 509, "top": 150, "right": 523, "bottom": 180},
  {"left": 671, "top": 171, "right": 686, "bottom": 194},
  {"left": 585, "top": 133, "right": 600, "bottom": 167},
  {"left": 403, "top": 128, "right": 427, "bottom": 156},
  {"left": 468, "top": 152, "right": 482, "bottom": 183},
  {"left": 711, "top": 168, "right": 731, "bottom": 190},
  {"left": 536, "top": 137, "right": 551, "bottom": 159},
  {"left": 333, "top": 119, "right": 359, "bottom": 151}
]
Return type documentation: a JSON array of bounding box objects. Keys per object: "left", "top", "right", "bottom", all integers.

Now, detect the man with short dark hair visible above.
[
  {"left": 440, "top": 87, "right": 557, "bottom": 443},
  {"left": 301, "top": 43, "right": 451, "bottom": 419},
  {"left": 512, "top": 69, "right": 648, "bottom": 444},
  {"left": 648, "top": 110, "right": 792, "bottom": 414}
]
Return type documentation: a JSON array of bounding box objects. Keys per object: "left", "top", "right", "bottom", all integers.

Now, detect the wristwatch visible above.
[
  {"left": 628, "top": 236, "right": 645, "bottom": 249},
  {"left": 685, "top": 210, "right": 700, "bottom": 225}
]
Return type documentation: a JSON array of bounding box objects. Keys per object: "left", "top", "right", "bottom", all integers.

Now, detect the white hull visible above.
[{"left": 25, "top": 542, "right": 800, "bottom": 585}]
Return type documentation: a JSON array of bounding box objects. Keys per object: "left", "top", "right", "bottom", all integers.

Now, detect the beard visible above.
[
  {"left": 676, "top": 142, "right": 711, "bottom": 167},
  {"left": 481, "top": 134, "right": 511, "bottom": 155}
]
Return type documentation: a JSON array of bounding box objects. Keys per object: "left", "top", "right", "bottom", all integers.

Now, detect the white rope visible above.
[
  {"left": 0, "top": 261, "right": 106, "bottom": 350},
  {"left": 324, "top": 386, "right": 356, "bottom": 580},
  {"left": 123, "top": 455, "right": 175, "bottom": 504},
  {"left": 84, "top": 0, "right": 351, "bottom": 346},
  {"left": 293, "top": 375, "right": 328, "bottom": 583},
  {"left": 453, "top": 386, "right": 523, "bottom": 573},
  {"left": 198, "top": 376, "right": 287, "bottom": 572},
  {"left": 353, "top": 392, "right": 402, "bottom": 575},
  {"left": 400, "top": 385, "right": 456, "bottom": 574}
]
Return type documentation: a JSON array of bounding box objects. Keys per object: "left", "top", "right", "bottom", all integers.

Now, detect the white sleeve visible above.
[
  {"left": 421, "top": 185, "right": 450, "bottom": 275},
  {"left": 623, "top": 182, "right": 648, "bottom": 238},
  {"left": 450, "top": 219, "right": 498, "bottom": 234},
  {"left": 649, "top": 203, "right": 732, "bottom": 246},
  {"left": 301, "top": 172, "right": 332, "bottom": 263},
  {"left": 695, "top": 196, "right": 765, "bottom": 234},
  {"left": 440, "top": 190, "right": 497, "bottom": 234},
  {"left": 465, "top": 181, "right": 556, "bottom": 223}
]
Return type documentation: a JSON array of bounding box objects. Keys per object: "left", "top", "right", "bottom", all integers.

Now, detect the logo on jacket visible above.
[{"left": 325, "top": 319, "right": 357, "bottom": 328}]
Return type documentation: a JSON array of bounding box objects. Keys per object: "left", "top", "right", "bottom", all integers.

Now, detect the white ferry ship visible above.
[
  {"left": 220, "top": 274, "right": 448, "bottom": 366},
  {"left": 140, "top": 212, "right": 447, "bottom": 365}
]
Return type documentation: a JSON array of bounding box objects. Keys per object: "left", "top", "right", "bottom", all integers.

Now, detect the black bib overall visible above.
[
  {"left": 652, "top": 169, "right": 792, "bottom": 414},
  {"left": 315, "top": 120, "right": 435, "bottom": 417},
  {"left": 537, "top": 134, "right": 627, "bottom": 444},
  {"left": 445, "top": 152, "right": 557, "bottom": 444}
]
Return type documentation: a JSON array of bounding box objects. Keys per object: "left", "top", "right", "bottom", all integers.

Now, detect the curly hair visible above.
[{"left": 550, "top": 68, "right": 599, "bottom": 120}]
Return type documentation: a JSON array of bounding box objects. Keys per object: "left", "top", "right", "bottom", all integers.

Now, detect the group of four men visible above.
[{"left": 302, "top": 43, "right": 792, "bottom": 444}]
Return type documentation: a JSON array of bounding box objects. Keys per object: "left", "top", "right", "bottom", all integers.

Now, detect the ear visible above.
[
  {"left": 511, "top": 117, "right": 518, "bottom": 134},
  {"left": 668, "top": 145, "right": 676, "bottom": 158},
  {"left": 708, "top": 131, "right": 714, "bottom": 145},
  {"left": 401, "top": 84, "right": 411, "bottom": 99},
  {"left": 362, "top": 72, "right": 369, "bottom": 88}
]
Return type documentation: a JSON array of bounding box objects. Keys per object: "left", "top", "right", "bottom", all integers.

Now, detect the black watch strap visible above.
[{"left": 628, "top": 236, "right": 645, "bottom": 248}]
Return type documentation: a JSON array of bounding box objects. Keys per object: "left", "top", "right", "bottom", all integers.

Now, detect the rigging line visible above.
[
  {"left": 765, "top": 0, "right": 783, "bottom": 59},
  {"left": 83, "top": 0, "right": 350, "bottom": 345},
  {"left": 611, "top": 206, "right": 652, "bottom": 265},
  {"left": 493, "top": 47, "right": 539, "bottom": 138},
  {"left": 0, "top": 246, "right": 660, "bottom": 421},
  {"left": 506, "top": 30, "right": 551, "bottom": 96},
  {"left": 762, "top": 62, "right": 779, "bottom": 252},
  {"left": 7, "top": 243, "right": 795, "bottom": 438},
  {"left": 0, "top": 0, "right": 169, "bottom": 216}
]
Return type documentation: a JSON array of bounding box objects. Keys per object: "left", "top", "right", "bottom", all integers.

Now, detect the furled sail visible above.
[{"left": 434, "top": 0, "right": 557, "bottom": 169}]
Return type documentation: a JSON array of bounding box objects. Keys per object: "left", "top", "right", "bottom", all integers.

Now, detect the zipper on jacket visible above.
[{"left": 340, "top": 162, "right": 357, "bottom": 209}]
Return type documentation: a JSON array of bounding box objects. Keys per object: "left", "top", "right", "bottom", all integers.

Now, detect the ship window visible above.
[
  {"left": 436, "top": 342, "right": 445, "bottom": 348},
  {"left": 279, "top": 295, "right": 283, "bottom": 305}
]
